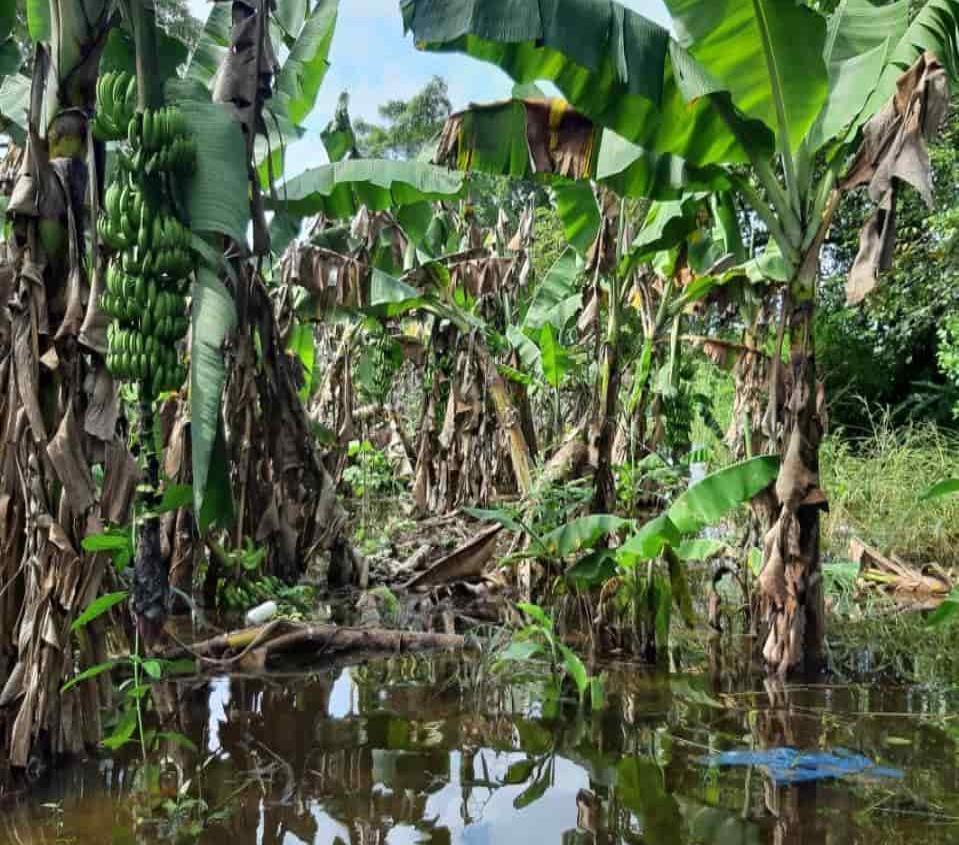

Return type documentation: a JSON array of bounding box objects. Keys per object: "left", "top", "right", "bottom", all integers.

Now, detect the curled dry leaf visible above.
[{"left": 844, "top": 52, "right": 951, "bottom": 304}]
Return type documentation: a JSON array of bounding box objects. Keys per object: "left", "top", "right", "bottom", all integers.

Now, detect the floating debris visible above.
[{"left": 700, "top": 747, "right": 904, "bottom": 785}]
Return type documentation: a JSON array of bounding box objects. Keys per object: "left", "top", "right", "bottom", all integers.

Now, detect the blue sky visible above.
[{"left": 186, "top": 0, "right": 672, "bottom": 175}]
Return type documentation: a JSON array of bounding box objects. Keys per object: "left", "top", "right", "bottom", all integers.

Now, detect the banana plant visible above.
[
  {"left": 404, "top": 0, "right": 959, "bottom": 675},
  {"left": 506, "top": 173, "right": 744, "bottom": 508},
  {"left": 349, "top": 235, "right": 537, "bottom": 508},
  {"left": 472, "top": 454, "right": 779, "bottom": 659},
  {"left": 0, "top": 0, "right": 121, "bottom": 770},
  {"left": 272, "top": 92, "right": 540, "bottom": 515},
  {"left": 180, "top": 0, "right": 473, "bottom": 586},
  {"left": 596, "top": 456, "right": 777, "bottom": 660}
]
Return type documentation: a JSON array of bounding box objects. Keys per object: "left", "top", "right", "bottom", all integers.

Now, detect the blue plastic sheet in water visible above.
[{"left": 700, "top": 747, "right": 904, "bottom": 785}]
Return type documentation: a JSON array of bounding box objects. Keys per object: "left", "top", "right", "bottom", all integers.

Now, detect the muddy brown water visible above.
[{"left": 3, "top": 654, "right": 959, "bottom": 844}]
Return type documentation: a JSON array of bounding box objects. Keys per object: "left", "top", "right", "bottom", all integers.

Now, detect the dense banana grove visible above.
[{"left": 93, "top": 71, "right": 194, "bottom": 396}]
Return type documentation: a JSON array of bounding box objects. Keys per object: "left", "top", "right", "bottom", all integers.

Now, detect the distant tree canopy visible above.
[
  {"left": 156, "top": 0, "right": 202, "bottom": 51},
  {"left": 355, "top": 75, "right": 451, "bottom": 160}
]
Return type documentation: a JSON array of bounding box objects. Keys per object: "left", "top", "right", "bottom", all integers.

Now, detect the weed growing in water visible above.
[{"left": 495, "top": 602, "right": 605, "bottom": 711}]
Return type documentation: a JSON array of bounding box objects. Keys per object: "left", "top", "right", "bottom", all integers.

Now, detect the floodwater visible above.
[{"left": 3, "top": 652, "right": 959, "bottom": 844}]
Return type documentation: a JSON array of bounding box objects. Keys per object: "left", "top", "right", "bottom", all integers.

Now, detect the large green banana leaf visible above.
[
  {"left": 24, "top": 0, "right": 49, "bottom": 42},
  {"left": 98, "top": 19, "right": 189, "bottom": 81},
  {"left": 825, "top": 0, "right": 909, "bottom": 66},
  {"left": 616, "top": 455, "right": 780, "bottom": 568},
  {"left": 178, "top": 99, "right": 251, "bottom": 243},
  {"left": 807, "top": 0, "right": 909, "bottom": 151},
  {"left": 272, "top": 0, "right": 338, "bottom": 127},
  {"left": 855, "top": 0, "right": 959, "bottom": 134},
  {"left": 663, "top": 0, "right": 829, "bottom": 157},
  {"left": 0, "top": 74, "right": 29, "bottom": 143},
  {"left": 321, "top": 92, "right": 359, "bottom": 162},
  {"left": 623, "top": 197, "right": 703, "bottom": 272},
  {"left": 402, "top": 0, "right": 756, "bottom": 166},
  {"left": 522, "top": 247, "right": 583, "bottom": 332},
  {"left": 667, "top": 455, "right": 779, "bottom": 536},
  {"left": 268, "top": 159, "right": 465, "bottom": 218},
  {"left": 185, "top": 2, "right": 231, "bottom": 85},
  {"left": 405, "top": 0, "right": 959, "bottom": 172},
  {"left": 191, "top": 265, "right": 237, "bottom": 530},
  {"left": 807, "top": 0, "right": 959, "bottom": 155},
  {"left": 551, "top": 182, "right": 600, "bottom": 256},
  {"left": 439, "top": 98, "right": 597, "bottom": 180},
  {"left": 629, "top": 191, "right": 744, "bottom": 278},
  {"left": 188, "top": 0, "right": 338, "bottom": 176},
  {"left": 0, "top": 0, "right": 18, "bottom": 75},
  {"left": 596, "top": 131, "right": 730, "bottom": 200},
  {"left": 436, "top": 97, "right": 729, "bottom": 201},
  {"left": 807, "top": 40, "right": 889, "bottom": 152}
]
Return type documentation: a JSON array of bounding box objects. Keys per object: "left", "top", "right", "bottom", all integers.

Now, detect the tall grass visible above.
[{"left": 821, "top": 412, "right": 959, "bottom": 567}]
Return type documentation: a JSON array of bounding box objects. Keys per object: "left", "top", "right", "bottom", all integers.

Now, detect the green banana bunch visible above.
[
  {"left": 97, "top": 181, "right": 143, "bottom": 251},
  {"left": 119, "top": 246, "right": 193, "bottom": 281},
  {"left": 127, "top": 107, "right": 196, "bottom": 174},
  {"left": 92, "top": 71, "right": 137, "bottom": 141},
  {"left": 98, "top": 90, "right": 196, "bottom": 399},
  {"left": 106, "top": 321, "right": 186, "bottom": 391},
  {"left": 356, "top": 329, "right": 402, "bottom": 403}
]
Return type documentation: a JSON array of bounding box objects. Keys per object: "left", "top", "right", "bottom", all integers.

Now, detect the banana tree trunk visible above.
[
  {"left": 477, "top": 343, "right": 532, "bottom": 496},
  {"left": 209, "top": 0, "right": 351, "bottom": 585},
  {"left": 757, "top": 290, "right": 826, "bottom": 676},
  {"left": 226, "top": 264, "right": 351, "bottom": 582},
  {"left": 412, "top": 328, "right": 531, "bottom": 513},
  {"left": 591, "top": 338, "right": 620, "bottom": 513},
  {"left": 1, "top": 4, "right": 119, "bottom": 766},
  {"left": 592, "top": 261, "right": 622, "bottom": 514},
  {"left": 721, "top": 329, "right": 779, "bottom": 631},
  {"left": 507, "top": 351, "right": 539, "bottom": 462},
  {"left": 590, "top": 202, "right": 624, "bottom": 514}
]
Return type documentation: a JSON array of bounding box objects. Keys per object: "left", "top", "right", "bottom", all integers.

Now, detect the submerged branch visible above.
[{"left": 163, "top": 621, "right": 470, "bottom": 670}]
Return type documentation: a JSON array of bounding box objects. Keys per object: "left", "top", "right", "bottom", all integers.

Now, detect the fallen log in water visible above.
[
  {"left": 164, "top": 620, "right": 469, "bottom": 671},
  {"left": 849, "top": 537, "right": 951, "bottom": 600}
]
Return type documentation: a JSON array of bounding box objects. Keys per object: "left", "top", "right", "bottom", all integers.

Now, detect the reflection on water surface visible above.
[{"left": 3, "top": 654, "right": 959, "bottom": 844}]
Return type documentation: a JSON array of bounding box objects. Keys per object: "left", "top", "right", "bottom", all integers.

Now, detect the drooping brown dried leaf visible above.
[
  {"left": 844, "top": 52, "right": 950, "bottom": 304},
  {"left": 436, "top": 98, "right": 597, "bottom": 181}
]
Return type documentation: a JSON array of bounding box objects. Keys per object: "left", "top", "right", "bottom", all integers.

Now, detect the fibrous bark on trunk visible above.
[
  {"left": 205, "top": 0, "right": 351, "bottom": 586},
  {"left": 412, "top": 326, "right": 527, "bottom": 513},
  {"left": 587, "top": 202, "right": 620, "bottom": 513},
  {"left": 0, "top": 3, "right": 122, "bottom": 766},
  {"left": 757, "top": 299, "right": 827, "bottom": 677},
  {"left": 758, "top": 53, "right": 950, "bottom": 676},
  {"left": 224, "top": 263, "right": 350, "bottom": 582}
]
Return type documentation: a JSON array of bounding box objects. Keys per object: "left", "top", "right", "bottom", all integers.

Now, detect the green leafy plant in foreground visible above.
[
  {"left": 474, "top": 455, "right": 779, "bottom": 655},
  {"left": 496, "top": 603, "right": 604, "bottom": 711},
  {"left": 62, "top": 591, "right": 195, "bottom": 756},
  {"left": 922, "top": 479, "right": 959, "bottom": 501},
  {"left": 79, "top": 483, "right": 191, "bottom": 574}
]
